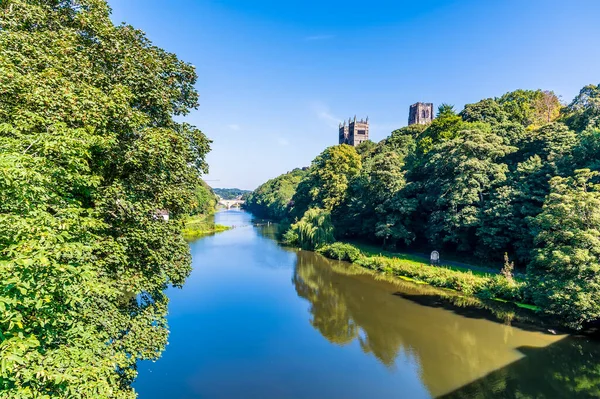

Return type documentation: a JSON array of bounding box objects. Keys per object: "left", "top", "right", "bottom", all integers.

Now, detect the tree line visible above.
[
  {"left": 213, "top": 187, "right": 250, "bottom": 200},
  {"left": 1, "top": 1, "right": 211, "bottom": 397},
  {"left": 245, "top": 85, "right": 600, "bottom": 329}
]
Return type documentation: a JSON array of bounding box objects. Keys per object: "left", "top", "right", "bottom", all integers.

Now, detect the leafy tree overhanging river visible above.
[{"left": 134, "top": 210, "right": 600, "bottom": 399}]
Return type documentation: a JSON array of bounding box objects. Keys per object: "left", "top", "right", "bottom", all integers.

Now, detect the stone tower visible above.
[
  {"left": 339, "top": 115, "right": 369, "bottom": 146},
  {"left": 408, "top": 102, "right": 434, "bottom": 125}
]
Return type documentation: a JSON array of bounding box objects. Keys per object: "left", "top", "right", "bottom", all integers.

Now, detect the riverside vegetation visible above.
[
  {"left": 182, "top": 182, "right": 231, "bottom": 239},
  {"left": 0, "top": 1, "right": 217, "bottom": 398},
  {"left": 244, "top": 87, "right": 600, "bottom": 330},
  {"left": 2, "top": 0, "right": 599, "bottom": 397}
]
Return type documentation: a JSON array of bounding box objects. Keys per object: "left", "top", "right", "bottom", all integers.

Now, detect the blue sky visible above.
[{"left": 109, "top": 0, "right": 600, "bottom": 190}]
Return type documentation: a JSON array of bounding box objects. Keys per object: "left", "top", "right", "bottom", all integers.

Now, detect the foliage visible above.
[
  {"left": 317, "top": 243, "right": 362, "bottom": 263},
  {"left": 563, "top": 84, "right": 600, "bottom": 132},
  {"left": 316, "top": 243, "right": 524, "bottom": 302},
  {"left": 572, "top": 128, "right": 600, "bottom": 171},
  {"left": 181, "top": 214, "right": 230, "bottom": 239},
  {"left": 460, "top": 98, "right": 508, "bottom": 125},
  {"left": 250, "top": 82, "right": 600, "bottom": 328},
  {"left": 212, "top": 187, "right": 250, "bottom": 200},
  {"left": 290, "top": 145, "right": 361, "bottom": 218},
  {"left": 243, "top": 168, "right": 307, "bottom": 220},
  {"left": 284, "top": 208, "right": 335, "bottom": 250},
  {"left": 355, "top": 140, "right": 377, "bottom": 157},
  {"left": 497, "top": 89, "right": 562, "bottom": 128},
  {"left": 437, "top": 103, "right": 456, "bottom": 118},
  {"left": 0, "top": 1, "right": 210, "bottom": 397},
  {"left": 414, "top": 113, "right": 465, "bottom": 155},
  {"left": 191, "top": 180, "right": 218, "bottom": 215},
  {"left": 419, "top": 129, "right": 516, "bottom": 251},
  {"left": 501, "top": 253, "right": 515, "bottom": 284},
  {"left": 527, "top": 170, "right": 600, "bottom": 329}
]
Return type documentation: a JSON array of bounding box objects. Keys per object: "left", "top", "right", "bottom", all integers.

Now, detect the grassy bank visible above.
[
  {"left": 317, "top": 242, "right": 536, "bottom": 309},
  {"left": 182, "top": 214, "right": 231, "bottom": 239},
  {"left": 350, "top": 242, "right": 501, "bottom": 277}
]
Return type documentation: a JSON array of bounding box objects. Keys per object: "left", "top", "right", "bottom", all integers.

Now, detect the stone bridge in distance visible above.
[{"left": 218, "top": 199, "right": 245, "bottom": 209}]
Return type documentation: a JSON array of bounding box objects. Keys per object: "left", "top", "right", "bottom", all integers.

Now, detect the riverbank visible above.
[
  {"left": 317, "top": 242, "right": 538, "bottom": 311},
  {"left": 137, "top": 209, "right": 599, "bottom": 399},
  {"left": 182, "top": 214, "right": 231, "bottom": 239}
]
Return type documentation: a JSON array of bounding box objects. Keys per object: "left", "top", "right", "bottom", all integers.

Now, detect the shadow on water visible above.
[
  {"left": 135, "top": 211, "right": 600, "bottom": 399},
  {"left": 392, "top": 291, "right": 558, "bottom": 334},
  {"left": 292, "top": 249, "right": 600, "bottom": 398},
  {"left": 439, "top": 336, "right": 600, "bottom": 399}
]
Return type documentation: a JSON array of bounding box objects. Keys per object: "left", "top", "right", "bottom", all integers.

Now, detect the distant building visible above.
[
  {"left": 408, "top": 102, "right": 434, "bottom": 125},
  {"left": 339, "top": 115, "right": 369, "bottom": 146},
  {"left": 155, "top": 209, "right": 169, "bottom": 221}
]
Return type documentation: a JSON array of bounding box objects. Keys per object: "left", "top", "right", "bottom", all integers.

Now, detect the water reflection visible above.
[
  {"left": 133, "top": 211, "right": 600, "bottom": 399},
  {"left": 292, "top": 250, "right": 600, "bottom": 398},
  {"left": 442, "top": 336, "right": 600, "bottom": 398}
]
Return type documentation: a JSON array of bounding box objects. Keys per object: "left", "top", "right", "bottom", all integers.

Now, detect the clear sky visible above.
[{"left": 108, "top": 0, "right": 600, "bottom": 190}]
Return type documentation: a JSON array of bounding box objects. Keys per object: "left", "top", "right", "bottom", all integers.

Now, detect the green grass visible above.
[
  {"left": 350, "top": 242, "right": 496, "bottom": 277},
  {"left": 182, "top": 215, "right": 231, "bottom": 239},
  {"left": 318, "top": 242, "right": 528, "bottom": 306}
]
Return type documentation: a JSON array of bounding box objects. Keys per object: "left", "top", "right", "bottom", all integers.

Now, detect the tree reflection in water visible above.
[{"left": 292, "top": 250, "right": 600, "bottom": 398}]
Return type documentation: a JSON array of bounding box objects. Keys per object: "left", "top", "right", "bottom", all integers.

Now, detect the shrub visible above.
[
  {"left": 481, "top": 275, "right": 525, "bottom": 302},
  {"left": 317, "top": 243, "right": 363, "bottom": 262},
  {"left": 282, "top": 228, "right": 299, "bottom": 246},
  {"left": 284, "top": 208, "right": 334, "bottom": 250},
  {"left": 318, "top": 243, "right": 527, "bottom": 303}
]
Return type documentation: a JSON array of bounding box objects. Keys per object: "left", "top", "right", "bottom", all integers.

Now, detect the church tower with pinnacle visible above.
[{"left": 339, "top": 115, "right": 369, "bottom": 146}]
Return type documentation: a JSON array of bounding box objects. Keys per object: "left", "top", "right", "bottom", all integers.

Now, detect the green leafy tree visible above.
[
  {"left": 355, "top": 140, "right": 377, "bottom": 158},
  {"left": 497, "top": 89, "right": 561, "bottom": 128},
  {"left": 563, "top": 84, "right": 600, "bottom": 132},
  {"left": 518, "top": 122, "right": 577, "bottom": 164},
  {"left": 420, "top": 129, "right": 516, "bottom": 250},
  {"left": 291, "top": 145, "right": 361, "bottom": 218},
  {"left": 460, "top": 98, "right": 508, "bottom": 126},
  {"left": 437, "top": 103, "right": 456, "bottom": 118},
  {"left": 414, "top": 113, "right": 465, "bottom": 156},
  {"left": 572, "top": 128, "right": 600, "bottom": 170},
  {"left": 528, "top": 169, "right": 600, "bottom": 329},
  {"left": 478, "top": 156, "right": 548, "bottom": 263},
  {"left": 243, "top": 168, "right": 307, "bottom": 220},
  {"left": 284, "top": 208, "right": 335, "bottom": 250},
  {"left": 478, "top": 122, "right": 576, "bottom": 263},
  {"left": 387, "top": 124, "right": 427, "bottom": 141},
  {"left": 336, "top": 151, "right": 407, "bottom": 241},
  {"left": 192, "top": 180, "right": 218, "bottom": 215},
  {"left": 534, "top": 90, "right": 562, "bottom": 124},
  {"left": 0, "top": 1, "right": 210, "bottom": 397},
  {"left": 492, "top": 121, "right": 527, "bottom": 148}
]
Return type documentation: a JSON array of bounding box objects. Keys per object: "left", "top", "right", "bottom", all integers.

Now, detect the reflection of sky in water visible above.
[{"left": 134, "top": 210, "right": 599, "bottom": 399}]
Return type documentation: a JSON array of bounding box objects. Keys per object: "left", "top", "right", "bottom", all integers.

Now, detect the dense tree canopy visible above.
[
  {"left": 564, "top": 84, "right": 600, "bottom": 132},
  {"left": 248, "top": 84, "right": 600, "bottom": 328},
  {"left": 290, "top": 145, "right": 361, "bottom": 219},
  {"left": 419, "top": 129, "right": 516, "bottom": 251},
  {"left": 243, "top": 168, "right": 307, "bottom": 220},
  {"left": 528, "top": 170, "right": 600, "bottom": 328},
  {"left": 0, "top": 1, "right": 210, "bottom": 397},
  {"left": 192, "top": 180, "right": 218, "bottom": 215}
]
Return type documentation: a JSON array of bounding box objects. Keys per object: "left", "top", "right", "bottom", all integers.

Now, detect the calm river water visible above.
[{"left": 134, "top": 210, "right": 600, "bottom": 398}]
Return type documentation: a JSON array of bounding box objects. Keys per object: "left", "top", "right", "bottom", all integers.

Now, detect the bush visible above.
[
  {"left": 318, "top": 242, "right": 527, "bottom": 303},
  {"left": 317, "top": 243, "right": 363, "bottom": 262},
  {"left": 282, "top": 228, "right": 299, "bottom": 246},
  {"left": 481, "top": 275, "right": 525, "bottom": 302},
  {"left": 284, "top": 208, "right": 334, "bottom": 250}
]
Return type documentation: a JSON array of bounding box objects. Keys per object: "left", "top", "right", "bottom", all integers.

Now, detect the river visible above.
[{"left": 134, "top": 210, "right": 600, "bottom": 398}]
